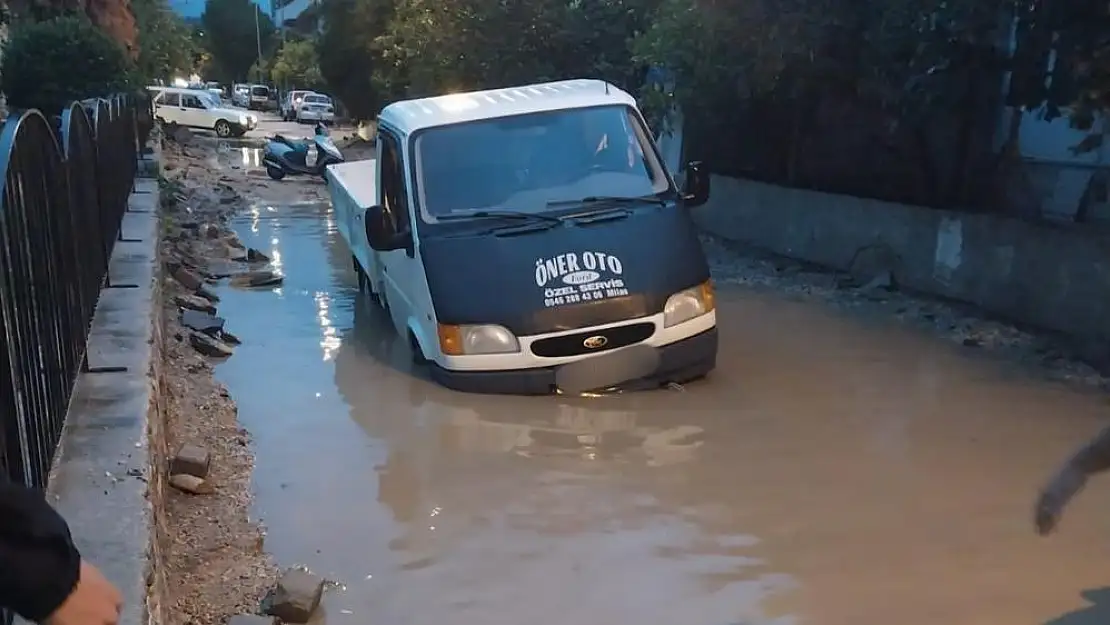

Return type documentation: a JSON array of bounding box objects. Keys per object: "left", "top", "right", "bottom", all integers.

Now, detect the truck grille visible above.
[{"left": 530, "top": 322, "right": 654, "bottom": 358}]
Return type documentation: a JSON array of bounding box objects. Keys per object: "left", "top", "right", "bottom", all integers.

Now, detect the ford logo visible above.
[
  {"left": 562, "top": 270, "right": 600, "bottom": 285},
  {"left": 582, "top": 335, "right": 608, "bottom": 349}
]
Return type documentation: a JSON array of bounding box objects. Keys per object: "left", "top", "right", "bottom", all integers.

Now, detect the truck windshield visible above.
[{"left": 412, "top": 105, "right": 670, "bottom": 222}]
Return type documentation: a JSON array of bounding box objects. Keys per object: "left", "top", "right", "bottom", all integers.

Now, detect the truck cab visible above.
[{"left": 325, "top": 79, "right": 716, "bottom": 395}]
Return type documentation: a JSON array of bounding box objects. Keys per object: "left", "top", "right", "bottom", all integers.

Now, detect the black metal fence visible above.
[{"left": 0, "top": 92, "right": 152, "bottom": 493}]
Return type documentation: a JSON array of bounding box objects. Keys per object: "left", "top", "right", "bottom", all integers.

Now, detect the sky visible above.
[{"left": 168, "top": 0, "right": 271, "bottom": 19}]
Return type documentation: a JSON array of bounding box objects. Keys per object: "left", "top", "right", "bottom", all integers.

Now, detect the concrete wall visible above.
[
  {"left": 693, "top": 175, "right": 1110, "bottom": 341},
  {"left": 18, "top": 151, "right": 167, "bottom": 625}
]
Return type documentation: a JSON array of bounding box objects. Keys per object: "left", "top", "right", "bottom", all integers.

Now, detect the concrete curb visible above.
[{"left": 26, "top": 148, "right": 166, "bottom": 625}]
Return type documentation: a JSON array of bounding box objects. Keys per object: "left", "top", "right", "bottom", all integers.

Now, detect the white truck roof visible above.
[
  {"left": 379, "top": 79, "right": 636, "bottom": 135},
  {"left": 326, "top": 160, "right": 377, "bottom": 209}
]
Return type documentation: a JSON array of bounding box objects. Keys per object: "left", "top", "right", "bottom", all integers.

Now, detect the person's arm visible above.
[
  {"left": 1035, "top": 424, "right": 1110, "bottom": 535},
  {"left": 0, "top": 480, "right": 82, "bottom": 622}
]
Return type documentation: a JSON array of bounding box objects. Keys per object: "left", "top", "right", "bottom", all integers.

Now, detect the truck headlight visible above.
[
  {"left": 663, "top": 280, "right": 715, "bottom": 328},
  {"left": 438, "top": 323, "right": 520, "bottom": 355}
]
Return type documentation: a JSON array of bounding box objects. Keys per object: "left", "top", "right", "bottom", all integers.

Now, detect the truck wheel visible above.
[
  {"left": 409, "top": 331, "right": 428, "bottom": 365},
  {"left": 265, "top": 165, "right": 285, "bottom": 180},
  {"left": 354, "top": 257, "right": 383, "bottom": 306},
  {"left": 214, "top": 120, "right": 232, "bottom": 137}
]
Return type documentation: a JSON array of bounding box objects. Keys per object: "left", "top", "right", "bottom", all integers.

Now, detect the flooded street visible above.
[{"left": 208, "top": 194, "right": 1110, "bottom": 625}]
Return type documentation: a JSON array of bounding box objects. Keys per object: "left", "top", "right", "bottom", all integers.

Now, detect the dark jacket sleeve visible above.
[
  {"left": 1064, "top": 424, "right": 1110, "bottom": 476},
  {"left": 0, "top": 480, "right": 81, "bottom": 622}
]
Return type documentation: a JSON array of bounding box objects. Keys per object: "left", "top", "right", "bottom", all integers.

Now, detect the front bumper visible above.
[
  {"left": 429, "top": 327, "right": 718, "bottom": 395},
  {"left": 299, "top": 109, "right": 335, "bottom": 122}
]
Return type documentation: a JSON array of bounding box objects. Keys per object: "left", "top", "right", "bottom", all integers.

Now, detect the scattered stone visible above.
[
  {"left": 222, "top": 330, "right": 242, "bottom": 345},
  {"left": 262, "top": 569, "right": 324, "bottom": 624},
  {"left": 204, "top": 224, "right": 222, "bottom": 239},
  {"left": 169, "top": 473, "right": 214, "bottom": 495},
  {"left": 181, "top": 309, "right": 225, "bottom": 335},
  {"left": 246, "top": 248, "right": 270, "bottom": 262},
  {"left": 230, "top": 270, "right": 284, "bottom": 288},
  {"left": 170, "top": 443, "right": 211, "bottom": 479},
  {"left": 172, "top": 126, "right": 195, "bottom": 144},
  {"left": 189, "top": 331, "right": 234, "bottom": 357},
  {"left": 196, "top": 284, "right": 221, "bottom": 302},
  {"left": 962, "top": 337, "right": 982, "bottom": 347},
  {"left": 860, "top": 270, "right": 894, "bottom": 292},
  {"left": 229, "top": 247, "right": 249, "bottom": 262},
  {"left": 228, "top": 616, "right": 275, "bottom": 625},
  {"left": 227, "top": 236, "right": 246, "bottom": 250},
  {"left": 172, "top": 266, "right": 204, "bottom": 290},
  {"left": 174, "top": 293, "right": 217, "bottom": 314}
]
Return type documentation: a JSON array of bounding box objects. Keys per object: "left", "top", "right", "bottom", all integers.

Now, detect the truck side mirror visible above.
[
  {"left": 364, "top": 205, "right": 405, "bottom": 251},
  {"left": 682, "top": 161, "right": 710, "bottom": 208}
]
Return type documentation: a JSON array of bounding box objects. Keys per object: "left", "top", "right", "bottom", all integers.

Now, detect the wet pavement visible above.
[{"left": 210, "top": 197, "right": 1110, "bottom": 625}]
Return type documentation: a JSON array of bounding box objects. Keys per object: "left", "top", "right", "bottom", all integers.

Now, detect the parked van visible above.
[
  {"left": 325, "top": 79, "right": 715, "bottom": 395},
  {"left": 248, "top": 84, "right": 271, "bottom": 110}
]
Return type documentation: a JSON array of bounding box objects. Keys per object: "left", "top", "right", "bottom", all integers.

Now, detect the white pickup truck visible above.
[{"left": 325, "top": 78, "right": 716, "bottom": 395}]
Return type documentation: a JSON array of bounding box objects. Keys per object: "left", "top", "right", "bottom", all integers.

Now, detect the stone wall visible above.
[{"left": 693, "top": 175, "right": 1110, "bottom": 342}]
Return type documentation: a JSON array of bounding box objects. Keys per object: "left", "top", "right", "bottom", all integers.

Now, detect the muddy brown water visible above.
[{"left": 212, "top": 200, "right": 1110, "bottom": 625}]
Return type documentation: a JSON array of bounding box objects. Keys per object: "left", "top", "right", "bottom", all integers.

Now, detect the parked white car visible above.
[
  {"left": 152, "top": 87, "right": 256, "bottom": 138},
  {"left": 297, "top": 93, "right": 335, "bottom": 124},
  {"left": 281, "top": 89, "right": 312, "bottom": 121},
  {"left": 232, "top": 84, "right": 250, "bottom": 108}
]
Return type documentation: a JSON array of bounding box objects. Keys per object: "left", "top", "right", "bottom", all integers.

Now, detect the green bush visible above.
[{"left": 1, "top": 15, "right": 135, "bottom": 115}]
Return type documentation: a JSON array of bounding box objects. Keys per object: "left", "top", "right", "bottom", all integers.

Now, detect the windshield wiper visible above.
[
  {"left": 437, "top": 210, "right": 564, "bottom": 225},
  {"left": 547, "top": 194, "right": 669, "bottom": 209}
]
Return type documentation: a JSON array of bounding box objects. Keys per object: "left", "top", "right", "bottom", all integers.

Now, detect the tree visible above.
[
  {"left": 132, "top": 0, "right": 195, "bottom": 82},
  {"left": 376, "top": 0, "right": 653, "bottom": 98},
  {"left": 1, "top": 15, "right": 134, "bottom": 115},
  {"left": 317, "top": 0, "right": 396, "bottom": 119},
  {"left": 200, "top": 0, "right": 276, "bottom": 82},
  {"left": 270, "top": 38, "right": 324, "bottom": 89}
]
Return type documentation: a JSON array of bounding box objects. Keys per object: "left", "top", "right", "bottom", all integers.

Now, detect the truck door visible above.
[{"left": 377, "top": 127, "right": 417, "bottom": 339}]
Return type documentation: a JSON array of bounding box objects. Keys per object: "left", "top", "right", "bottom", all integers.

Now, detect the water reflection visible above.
[
  {"left": 241, "top": 146, "right": 261, "bottom": 168},
  {"left": 212, "top": 200, "right": 1110, "bottom": 625}
]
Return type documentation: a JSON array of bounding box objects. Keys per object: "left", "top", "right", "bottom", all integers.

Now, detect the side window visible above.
[
  {"left": 161, "top": 92, "right": 180, "bottom": 106},
  {"left": 379, "top": 131, "right": 411, "bottom": 234},
  {"left": 181, "top": 94, "right": 203, "bottom": 109}
]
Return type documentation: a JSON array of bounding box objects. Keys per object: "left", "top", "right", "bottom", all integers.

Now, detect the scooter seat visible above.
[{"left": 272, "top": 134, "right": 306, "bottom": 149}]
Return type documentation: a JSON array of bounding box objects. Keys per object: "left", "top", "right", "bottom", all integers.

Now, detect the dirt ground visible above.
[{"left": 154, "top": 133, "right": 372, "bottom": 625}]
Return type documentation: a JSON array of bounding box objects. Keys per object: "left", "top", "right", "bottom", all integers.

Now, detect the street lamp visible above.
[{"left": 253, "top": 1, "right": 263, "bottom": 83}]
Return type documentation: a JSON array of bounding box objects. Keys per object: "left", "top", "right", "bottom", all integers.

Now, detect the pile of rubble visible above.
[
  {"left": 159, "top": 142, "right": 342, "bottom": 625},
  {"left": 161, "top": 174, "right": 285, "bottom": 360}
]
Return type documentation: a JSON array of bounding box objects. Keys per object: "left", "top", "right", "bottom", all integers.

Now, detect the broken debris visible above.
[
  {"left": 168, "top": 473, "right": 214, "bottom": 495},
  {"left": 170, "top": 443, "right": 211, "bottom": 479},
  {"left": 261, "top": 569, "right": 325, "bottom": 624},
  {"left": 189, "top": 331, "right": 234, "bottom": 357},
  {"left": 229, "top": 270, "right": 284, "bottom": 289},
  {"left": 181, "top": 309, "right": 225, "bottom": 335},
  {"left": 175, "top": 293, "right": 217, "bottom": 314}
]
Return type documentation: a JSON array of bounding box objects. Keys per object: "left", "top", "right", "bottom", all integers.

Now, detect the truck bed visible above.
[{"left": 325, "top": 160, "right": 377, "bottom": 210}]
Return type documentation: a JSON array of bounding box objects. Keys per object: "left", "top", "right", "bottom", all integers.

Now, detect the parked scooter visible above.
[{"left": 262, "top": 122, "right": 344, "bottom": 181}]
